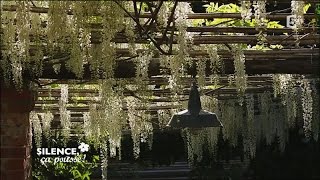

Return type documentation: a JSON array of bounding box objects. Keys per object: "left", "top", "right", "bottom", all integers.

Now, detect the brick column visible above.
[{"left": 1, "top": 86, "right": 36, "bottom": 180}]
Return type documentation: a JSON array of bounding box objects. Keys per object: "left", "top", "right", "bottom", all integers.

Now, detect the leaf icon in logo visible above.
[{"left": 78, "top": 142, "right": 89, "bottom": 152}]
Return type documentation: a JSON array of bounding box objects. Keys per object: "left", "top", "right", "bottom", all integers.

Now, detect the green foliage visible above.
[
  {"left": 317, "top": 4, "right": 320, "bottom": 15},
  {"left": 87, "top": 16, "right": 103, "bottom": 24},
  {"left": 200, "top": 2, "right": 284, "bottom": 29},
  {"left": 316, "top": 3, "right": 320, "bottom": 28},
  {"left": 203, "top": 3, "right": 240, "bottom": 27},
  {"left": 196, "top": 2, "right": 285, "bottom": 50},
  {"left": 303, "top": 3, "right": 311, "bottom": 14},
  {"left": 138, "top": 2, "right": 149, "bottom": 12},
  {"left": 204, "top": 3, "right": 240, "bottom": 13},
  {"left": 267, "top": 21, "right": 284, "bottom": 28},
  {"left": 50, "top": 83, "right": 60, "bottom": 89}
]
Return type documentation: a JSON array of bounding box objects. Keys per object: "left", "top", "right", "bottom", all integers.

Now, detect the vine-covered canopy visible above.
[{"left": 1, "top": 1, "right": 319, "bottom": 179}]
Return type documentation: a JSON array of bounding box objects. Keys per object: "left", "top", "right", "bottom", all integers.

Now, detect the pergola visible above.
[{"left": 1, "top": 1, "right": 319, "bottom": 180}]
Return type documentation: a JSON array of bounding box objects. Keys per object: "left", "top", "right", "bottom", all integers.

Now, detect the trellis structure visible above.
[{"left": 1, "top": 1, "right": 320, "bottom": 180}]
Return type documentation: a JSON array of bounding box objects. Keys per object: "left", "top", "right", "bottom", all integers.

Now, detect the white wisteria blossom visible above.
[
  {"left": 253, "top": 0, "right": 267, "bottom": 28},
  {"left": 300, "top": 77, "right": 313, "bottom": 139},
  {"left": 244, "top": 94, "right": 256, "bottom": 158},
  {"left": 59, "top": 84, "right": 71, "bottom": 143},
  {"left": 240, "top": 1, "right": 252, "bottom": 21},
  {"left": 30, "top": 111, "right": 42, "bottom": 148},
  {"left": 291, "top": 1, "right": 305, "bottom": 30},
  {"left": 39, "top": 111, "right": 54, "bottom": 139},
  {"left": 231, "top": 45, "right": 247, "bottom": 105}
]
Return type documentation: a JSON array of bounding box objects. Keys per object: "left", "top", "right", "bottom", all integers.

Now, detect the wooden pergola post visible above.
[{"left": 0, "top": 84, "right": 36, "bottom": 180}]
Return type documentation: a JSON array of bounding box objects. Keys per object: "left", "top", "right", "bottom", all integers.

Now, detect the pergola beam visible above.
[
  {"left": 185, "top": 27, "right": 318, "bottom": 34},
  {"left": 37, "top": 75, "right": 274, "bottom": 86},
  {"left": 38, "top": 57, "right": 319, "bottom": 80},
  {"left": 97, "top": 34, "right": 320, "bottom": 45},
  {"left": 33, "top": 86, "right": 273, "bottom": 112},
  {"left": 2, "top": 5, "right": 317, "bottom": 20},
  {"left": 36, "top": 86, "right": 273, "bottom": 97}
]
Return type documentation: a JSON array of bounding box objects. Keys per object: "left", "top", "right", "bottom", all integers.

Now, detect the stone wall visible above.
[{"left": 1, "top": 87, "right": 35, "bottom": 180}]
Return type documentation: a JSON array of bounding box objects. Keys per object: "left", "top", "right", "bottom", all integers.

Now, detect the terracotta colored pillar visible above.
[{"left": 0, "top": 85, "right": 36, "bottom": 180}]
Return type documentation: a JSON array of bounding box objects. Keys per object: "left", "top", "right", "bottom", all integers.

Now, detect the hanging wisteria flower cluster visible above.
[
  {"left": 85, "top": 103, "right": 101, "bottom": 147},
  {"left": 206, "top": 45, "right": 223, "bottom": 74},
  {"left": 244, "top": 94, "right": 256, "bottom": 158},
  {"left": 240, "top": 1, "right": 252, "bottom": 21},
  {"left": 175, "top": 2, "right": 193, "bottom": 49},
  {"left": 291, "top": 1, "right": 305, "bottom": 30},
  {"left": 30, "top": 10, "right": 44, "bottom": 76},
  {"left": 272, "top": 74, "right": 293, "bottom": 100},
  {"left": 272, "top": 74, "right": 298, "bottom": 128},
  {"left": 285, "top": 85, "right": 298, "bottom": 128},
  {"left": 162, "top": 2, "right": 194, "bottom": 95},
  {"left": 181, "top": 85, "right": 319, "bottom": 163},
  {"left": 311, "top": 82, "right": 320, "bottom": 141},
  {"left": 253, "top": 0, "right": 267, "bottom": 28},
  {"left": 206, "top": 44, "right": 223, "bottom": 86},
  {"left": 220, "top": 100, "right": 240, "bottom": 146},
  {"left": 157, "top": 109, "right": 172, "bottom": 129},
  {"left": 30, "top": 111, "right": 42, "bottom": 148},
  {"left": 1, "top": 1, "right": 132, "bottom": 87},
  {"left": 47, "top": 1, "right": 69, "bottom": 51},
  {"left": 158, "top": 3, "right": 170, "bottom": 28},
  {"left": 126, "top": 96, "right": 141, "bottom": 159},
  {"left": 182, "top": 126, "right": 220, "bottom": 165},
  {"left": 1, "top": 10, "right": 17, "bottom": 86},
  {"left": 200, "top": 95, "right": 219, "bottom": 114},
  {"left": 1, "top": 1, "right": 30, "bottom": 88},
  {"left": 271, "top": 100, "right": 287, "bottom": 151},
  {"left": 100, "top": 139, "right": 108, "bottom": 180},
  {"left": 182, "top": 128, "right": 205, "bottom": 164},
  {"left": 67, "top": 2, "right": 92, "bottom": 78},
  {"left": 175, "top": 2, "right": 193, "bottom": 62},
  {"left": 29, "top": 110, "right": 55, "bottom": 148},
  {"left": 300, "top": 77, "right": 313, "bottom": 139},
  {"left": 100, "top": 2, "right": 125, "bottom": 78},
  {"left": 253, "top": 0, "right": 267, "bottom": 45},
  {"left": 124, "top": 3, "right": 136, "bottom": 55},
  {"left": 39, "top": 111, "right": 54, "bottom": 140},
  {"left": 59, "top": 84, "right": 71, "bottom": 143},
  {"left": 83, "top": 112, "right": 92, "bottom": 138},
  {"left": 126, "top": 96, "right": 153, "bottom": 159},
  {"left": 196, "top": 60, "right": 207, "bottom": 88},
  {"left": 79, "top": 79, "right": 125, "bottom": 172},
  {"left": 135, "top": 51, "right": 153, "bottom": 93},
  {"left": 167, "top": 55, "right": 184, "bottom": 95},
  {"left": 100, "top": 80, "right": 124, "bottom": 158},
  {"left": 258, "top": 92, "right": 272, "bottom": 145},
  {"left": 231, "top": 45, "right": 247, "bottom": 105}
]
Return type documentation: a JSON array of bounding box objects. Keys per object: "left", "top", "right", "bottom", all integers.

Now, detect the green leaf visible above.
[
  {"left": 50, "top": 84, "right": 59, "bottom": 88},
  {"left": 215, "top": 3, "right": 219, "bottom": 10},
  {"left": 93, "top": 155, "right": 100, "bottom": 162},
  {"left": 267, "top": 21, "right": 284, "bottom": 28},
  {"left": 316, "top": 4, "right": 320, "bottom": 14},
  {"left": 72, "top": 169, "right": 82, "bottom": 178},
  {"left": 81, "top": 172, "right": 91, "bottom": 180},
  {"left": 304, "top": 3, "right": 311, "bottom": 14},
  {"left": 192, "top": 19, "right": 205, "bottom": 27}
]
